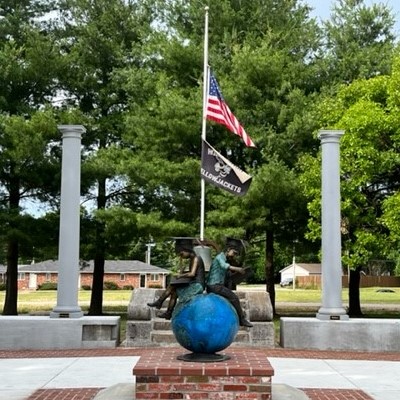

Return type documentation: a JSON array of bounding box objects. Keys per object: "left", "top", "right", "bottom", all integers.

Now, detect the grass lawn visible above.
[
  {"left": 1, "top": 286, "right": 400, "bottom": 311},
  {"left": 274, "top": 285, "right": 400, "bottom": 303}
]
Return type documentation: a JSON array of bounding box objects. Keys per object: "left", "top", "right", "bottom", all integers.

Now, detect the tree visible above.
[
  {"left": 0, "top": 112, "right": 58, "bottom": 314},
  {"left": 322, "top": 0, "right": 395, "bottom": 84},
  {"left": 203, "top": 1, "right": 322, "bottom": 313},
  {"left": 121, "top": 1, "right": 323, "bottom": 314},
  {"left": 295, "top": 0, "right": 397, "bottom": 316},
  {"left": 56, "top": 0, "right": 155, "bottom": 314},
  {"left": 0, "top": 0, "right": 59, "bottom": 314},
  {"left": 299, "top": 57, "right": 400, "bottom": 316}
]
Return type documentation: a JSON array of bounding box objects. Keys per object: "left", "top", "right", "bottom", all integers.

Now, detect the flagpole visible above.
[{"left": 200, "top": 6, "right": 209, "bottom": 241}]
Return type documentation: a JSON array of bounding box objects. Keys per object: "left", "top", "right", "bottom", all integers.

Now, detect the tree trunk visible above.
[
  {"left": 3, "top": 239, "right": 18, "bottom": 315},
  {"left": 265, "top": 214, "right": 276, "bottom": 315},
  {"left": 348, "top": 267, "right": 363, "bottom": 317},
  {"left": 88, "top": 249, "right": 105, "bottom": 315},
  {"left": 88, "top": 178, "right": 106, "bottom": 316},
  {"left": 3, "top": 173, "right": 20, "bottom": 315}
]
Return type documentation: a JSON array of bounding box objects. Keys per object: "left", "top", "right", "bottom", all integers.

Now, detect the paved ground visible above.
[{"left": 1, "top": 347, "right": 400, "bottom": 400}]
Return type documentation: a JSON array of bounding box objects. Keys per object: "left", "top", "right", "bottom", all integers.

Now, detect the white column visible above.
[
  {"left": 50, "top": 125, "right": 85, "bottom": 318},
  {"left": 316, "top": 130, "right": 349, "bottom": 321}
]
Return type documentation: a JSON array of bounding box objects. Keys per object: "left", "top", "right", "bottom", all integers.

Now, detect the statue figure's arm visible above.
[
  {"left": 177, "top": 257, "right": 199, "bottom": 278},
  {"left": 229, "top": 265, "right": 246, "bottom": 274}
]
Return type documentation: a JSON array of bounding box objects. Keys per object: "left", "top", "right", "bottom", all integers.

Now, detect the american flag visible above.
[{"left": 206, "top": 73, "right": 256, "bottom": 148}]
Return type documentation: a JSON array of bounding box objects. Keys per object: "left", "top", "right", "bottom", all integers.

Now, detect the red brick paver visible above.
[
  {"left": 25, "top": 387, "right": 375, "bottom": 400},
  {"left": 2, "top": 346, "right": 400, "bottom": 361},
  {"left": 26, "top": 388, "right": 101, "bottom": 400},
  {"left": 303, "top": 388, "right": 374, "bottom": 399}
]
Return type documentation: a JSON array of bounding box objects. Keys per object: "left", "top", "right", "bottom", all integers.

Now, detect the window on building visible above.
[
  {"left": 150, "top": 274, "right": 159, "bottom": 281},
  {"left": 120, "top": 273, "right": 126, "bottom": 281},
  {"left": 46, "top": 273, "right": 51, "bottom": 281},
  {"left": 18, "top": 272, "right": 25, "bottom": 280}
]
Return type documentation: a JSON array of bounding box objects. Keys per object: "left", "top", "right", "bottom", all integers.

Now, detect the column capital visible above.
[
  {"left": 57, "top": 125, "right": 86, "bottom": 139},
  {"left": 318, "top": 129, "right": 345, "bottom": 143}
]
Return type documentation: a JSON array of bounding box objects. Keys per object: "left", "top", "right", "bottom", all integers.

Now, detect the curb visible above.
[{"left": 93, "top": 383, "right": 135, "bottom": 400}]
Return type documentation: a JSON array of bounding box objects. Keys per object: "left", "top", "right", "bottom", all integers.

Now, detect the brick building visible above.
[{"left": 1, "top": 260, "right": 169, "bottom": 291}]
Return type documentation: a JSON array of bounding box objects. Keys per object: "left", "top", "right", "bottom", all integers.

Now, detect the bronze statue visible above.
[
  {"left": 206, "top": 238, "right": 253, "bottom": 327},
  {"left": 148, "top": 238, "right": 205, "bottom": 319}
]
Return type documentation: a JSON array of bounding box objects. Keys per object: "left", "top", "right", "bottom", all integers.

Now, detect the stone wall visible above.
[{"left": 125, "top": 288, "right": 275, "bottom": 348}]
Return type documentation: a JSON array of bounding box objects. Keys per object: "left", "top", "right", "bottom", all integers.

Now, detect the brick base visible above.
[{"left": 133, "top": 347, "right": 274, "bottom": 399}]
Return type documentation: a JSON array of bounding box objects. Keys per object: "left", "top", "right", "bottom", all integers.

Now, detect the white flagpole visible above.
[{"left": 200, "top": 6, "right": 209, "bottom": 241}]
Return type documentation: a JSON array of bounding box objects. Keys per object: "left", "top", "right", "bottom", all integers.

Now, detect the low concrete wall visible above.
[
  {"left": 0, "top": 316, "right": 120, "bottom": 350},
  {"left": 280, "top": 317, "right": 400, "bottom": 352}
]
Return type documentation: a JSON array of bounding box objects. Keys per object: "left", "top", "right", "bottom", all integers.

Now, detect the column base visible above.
[
  {"left": 50, "top": 306, "right": 83, "bottom": 319},
  {"left": 316, "top": 307, "right": 349, "bottom": 321}
]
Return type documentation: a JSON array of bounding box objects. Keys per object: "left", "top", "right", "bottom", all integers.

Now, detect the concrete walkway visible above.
[
  {"left": 1, "top": 350, "right": 400, "bottom": 400},
  {"left": 0, "top": 356, "right": 138, "bottom": 400},
  {"left": 269, "top": 357, "right": 400, "bottom": 400}
]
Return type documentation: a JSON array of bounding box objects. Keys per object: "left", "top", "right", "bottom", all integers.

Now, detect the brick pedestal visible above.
[{"left": 133, "top": 347, "right": 274, "bottom": 399}]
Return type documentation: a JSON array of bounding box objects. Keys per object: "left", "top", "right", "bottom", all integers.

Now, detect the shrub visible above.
[
  {"left": 148, "top": 283, "right": 162, "bottom": 289},
  {"left": 0, "top": 283, "right": 5, "bottom": 291},
  {"left": 122, "top": 285, "right": 134, "bottom": 290},
  {"left": 103, "top": 281, "right": 119, "bottom": 290},
  {"left": 81, "top": 285, "right": 91, "bottom": 290},
  {"left": 38, "top": 282, "right": 58, "bottom": 290}
]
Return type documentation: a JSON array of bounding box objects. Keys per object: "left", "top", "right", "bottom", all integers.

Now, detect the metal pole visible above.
[{"left": 200, "top": 6, "right": 209, "bottom": 241}]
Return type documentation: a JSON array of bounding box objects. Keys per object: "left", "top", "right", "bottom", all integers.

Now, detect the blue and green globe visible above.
[{"left": 171, "top": 293, "right": 239, "bottom": 354}]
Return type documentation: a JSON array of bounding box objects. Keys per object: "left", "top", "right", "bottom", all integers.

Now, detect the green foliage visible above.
[
  {"left": 38, "top": 282, "right": 58, "bottom": 290},
  {"left": 0, "top": 0, "right": 61, "bottom": 313},
  {"left": 300, "top": 54, "right": 400, "bottom": 270},
  {"left": 103, "top": 281, "right": 119, "bottom": 290},
  {"left": 0, "top": 0, "right": 398, "bottom": 314},
  {"left": 148, "top": 283, "right": 162, "bottom": 289},
  {"left": 322, "top": 0, "right": 395, "bottom": 84}
]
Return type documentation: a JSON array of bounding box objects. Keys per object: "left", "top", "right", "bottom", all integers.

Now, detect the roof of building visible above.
[
  {"left": 15, "top": 260, "right": 170, "bottom": 274},
  {"left": 279, "top": 263, "right": 321, "bottom": 274}
]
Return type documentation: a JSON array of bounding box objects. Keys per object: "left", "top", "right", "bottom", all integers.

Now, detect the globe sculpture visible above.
[{"left": 171, "top": 293, "right": 239, "bottom": 361}]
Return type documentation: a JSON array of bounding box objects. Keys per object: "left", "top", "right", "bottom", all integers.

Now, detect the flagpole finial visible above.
[{"left": 205, "top": 6, "right": 209, "bottom": 12}]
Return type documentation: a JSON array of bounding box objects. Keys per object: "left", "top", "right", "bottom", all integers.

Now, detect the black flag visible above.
[{"left": 201, "top": 140, "right": 252, "bottom": 196}]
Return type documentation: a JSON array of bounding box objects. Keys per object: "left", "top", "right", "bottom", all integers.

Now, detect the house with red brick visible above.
[{"left": 6, "top": 260, "right": 170, "bottom": 291}]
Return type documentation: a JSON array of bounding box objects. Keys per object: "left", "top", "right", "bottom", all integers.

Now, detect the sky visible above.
[{"left": 306, "top": 0, "right": 400, "bottom": 37}]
